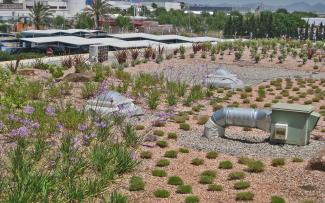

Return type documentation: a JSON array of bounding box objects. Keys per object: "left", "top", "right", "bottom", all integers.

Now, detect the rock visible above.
[
  {"left": 144, "top": 135, "right": 157, "bottom": 142},
  {"left": 17, "top": 68, "right": 38, "bottom": 76},
  {"left": 308, "top": 149, "right": 325, "bottom": 171},
  {"left": 63, "top": 72, "right": 95, "bottom": 82}
]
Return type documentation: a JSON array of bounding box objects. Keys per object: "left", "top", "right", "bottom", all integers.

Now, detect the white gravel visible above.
[
  {"left": 178, "top": 131, "right": 325, "bottom": 159},
  {"left": 159, "top": 63, "right": 325, "bottom": 85}
]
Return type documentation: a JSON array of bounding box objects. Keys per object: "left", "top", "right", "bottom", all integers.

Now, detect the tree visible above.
[
  {"left": 53, "top": 15, "right": 65, "bottom": 29},
  {"left": 115, "top": 16, "right": 133, "bottom": 32},
  {"left": 276, "top": 8, "right": 288, "bottom": 14},
  {"left": 85, "top": 0, "right": 110, "bottom": 29},
  {"left": 152, "top": 3, "right": 158, "bottom": 9},
  {"left": 75, "top": 12, "right": 95, "bottom": 29},
  {"left": 29, "top": 1, "right": 53, "bottom": 30}
]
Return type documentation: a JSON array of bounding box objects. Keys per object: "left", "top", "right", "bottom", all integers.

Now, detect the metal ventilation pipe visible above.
[{"left": 204, "top": 108, "right": 272, "bottom": 138}]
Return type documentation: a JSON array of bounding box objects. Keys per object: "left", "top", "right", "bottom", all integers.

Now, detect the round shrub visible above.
[
  {"left": 180, "top": 123, "right": 190, "bottom": 131},
  {"left": 207, "top": 184, "right": 223, "bottom": 191},
  {"left": 154, "top": 189, "right": 170, "bottom": 198},
  {"left": 228, "top": 172, "right": 246, "bottom": 180},
  {"left": 156, "top": 159, "right": 170, "bottom": 167},
  {"left": 271, "top": 196, "right": 286, "bottom": 203},
  {"left": 292, "top": 157, "right": 304, "bottom": 163},
  {"left": 152, "top": 169, "right": 167, "bottom": 177},
  {"left": 167, "top": 132, "right": 177, "bottom": 139},
  {"left": 238, "top": 156, "right": 253, "bottom": 165},
  {"left": 176, "top": 185, "right": 192, "bottom": 194},
  {"left": 179, "top": 148, "right": 189, "bottom": 153},
  {"left": 140, "top": 151, "right": 152, "bottom": 159},
  {"left": 135, "top": 125, "right": 145, "bottom": 130},
  {"left": 191, "top": 158, "right": 204, "bottom": 166},
  {"left": 168, "top": 176, "right": 183, "bottom": 185},
  {"left": 154, "top": 130, "right": 164, "bottom": 137},
  {"left": 272, "top": 158, "right": 285, "bottom": 167},
  {"left": 156, "top": 140, "right": 168, "bottom": 148},
  {"left": 234, "top": 180, "right": 250, "bottom": 190},
  {"left": 236, "top": 192, "right": 254, "bottom": 201},
  {"left": 206, "top": 151, "right": 219, "bottom": 159},
  {"left": 200, "top": 170, "right": 217, "bottom": 178},
  {"left": 164, "top": 150, "right": 178, "bottom": 158},
  {"left": 247, "top": 160, "right": 265, "bottom": 173},
  {"left": 199, "top": 175, "right": 214, "bottom": 184},
  {"left": 129, "top": 176, "right": 145, "bottom": 191},
  {"left": 185, "top": 195, "right": 200, "bottom": 203},
  {"left": 218, "top": 160, "right": 233, "bottom": 169},
  {"left": 197, "top": 115, "right": 209, "bottom": 125}
]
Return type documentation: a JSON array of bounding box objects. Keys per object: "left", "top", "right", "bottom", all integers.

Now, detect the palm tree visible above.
[
  {"left": 85, "top": 0, "right": 110, "bottom": 29},
  {"left": 29, "top": 2, "right": 53, "bottom": 30}
]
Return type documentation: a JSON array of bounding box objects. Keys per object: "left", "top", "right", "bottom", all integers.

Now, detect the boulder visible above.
[
  {"left": 63, "top": 72, "right": 95, "bottom": 82},
  {"left": 308, "top": 149, "right": 325, "bottom": 171}
]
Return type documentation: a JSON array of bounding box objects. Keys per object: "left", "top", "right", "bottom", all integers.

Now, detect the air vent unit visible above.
[{"left": 272, "top": 123, "right": 288, "bottom": 140}]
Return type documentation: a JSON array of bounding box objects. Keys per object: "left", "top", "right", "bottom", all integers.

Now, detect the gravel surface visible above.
[
  {"left": 158, "top": 63, "right": 325, "bottom": 85},
  {"left": 178, "top": 131, "right": 325, "bottom": 159}
]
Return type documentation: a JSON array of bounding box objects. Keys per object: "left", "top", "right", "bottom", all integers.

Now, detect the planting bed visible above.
[{"left": 0, "top": 39, "right": 324, "bottom": 203}]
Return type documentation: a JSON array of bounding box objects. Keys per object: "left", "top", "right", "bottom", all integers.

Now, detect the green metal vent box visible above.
[{"left": 270, "top": 103, "right": 320, "bottom": 146}]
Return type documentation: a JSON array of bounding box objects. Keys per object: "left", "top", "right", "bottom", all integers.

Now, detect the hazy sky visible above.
[{"left": 181, "top": 0, "right": 324, "bottom": 6}]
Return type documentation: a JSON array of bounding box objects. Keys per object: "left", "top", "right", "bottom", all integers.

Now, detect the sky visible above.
[{"left": 181, "top": 0, "right": 324, "bottom": 6}]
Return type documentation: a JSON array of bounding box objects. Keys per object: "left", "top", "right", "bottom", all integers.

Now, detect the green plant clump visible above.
[
  {"left": 167, "top": 132, "right": 177, "bottom": 139},
  {"left": 272, "top": 158, "right": 285, "bottom": 167},
  {"left": 234, "top": 180, "right": 250, "bottom": 190},
  {"left": 185, "top": 195, "right": 200, "bottom": 203},
  {"left": 164, "top": 150, "right": 178, "bottom": 158},
  {"left": 154, "top": 189, "right": 170, "bottom": 198},
  {"left": 168, "top": 176, "right": 183, "bottom": 185},
  {"left": 292, "top": 157, "right": 304, "bottom": 163},
  {"left": 176, "top": 185, "right": 192, "bottom": 194},
  {"left": 201, "top": 170, "right": 217, "bottom": 178},
  {"left": 199, "top": 175, "right": 214, "bottom": 184},
  {"left": 218, "top": 160, "right": 233, "bottom": 169},
  {"left": 156, "top": 159, "right": 170, "bottom": 167},
  {"left": 228, "top": 172, "right": 246, "bottom": 180},
  {"left": 179, "top": 148, "right": 189, "bottom": 153},
  {"left": 152, "top": 169, "right": 167, "bottom": 177},
  {"left": 140, "top": 151, "right": 152, "bottom": 159},
  {"left": 206, "top": 151, "right": 219, "bottom": 159},
  {"left": 247, "top": 160, "right": 265, "bottom": 173},
  {"left": 207, "top": 184, "right": 223, "bottom": 191},
  {"left": 271, "top": 195, "right": 286, "bottom": 203},
  {"left": 180, "top": 123, "right": 190, "bottom": 131},
  {"left": 129, "top": 176, "right": 145, "bottom": 191},
  {"left": 156, "top": 140, "right": 168, "bottom": 148},
  {"left": 191, "top": 158, "right": 204, "bottom": 166},
  {"left": 236, "top": 192, "right": 254, "bottom": 201}
]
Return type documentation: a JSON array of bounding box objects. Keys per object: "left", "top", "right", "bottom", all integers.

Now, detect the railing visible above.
[{"left": 0, "top": 3, "right": 24, "bottom": 10}]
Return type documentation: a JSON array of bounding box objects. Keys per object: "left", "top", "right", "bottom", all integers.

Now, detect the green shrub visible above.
[
  {"left": 180, "top": 123, "right": 190, "bottom": 131},
  {"left": 168, "top": 176, "right": 183, "bottom": 185},
  {"left": 135, "top": 125, "right": 145, "bottom": 130},
  {"left": 156, "top": 140, "right": 168, "bottom": 148},
  {"left": 108, "top": 191, "right": 128, "bottom": 203},
  {"left": 81, "top": 82, "right": 98, "bottom": 99},
  {"left": 199, "top": 175, "right": 214, "bottom": 184},
  {"left": 154, "top": 189, "right": 170, "bottom": 198},
  {"left": 271, "top": 196, "right": 286, "bottom": 203},
  {"left": 140, "top": 151, "right": 152, "bottom": 159},
  {"left": 236, "top": 192, "right": 254, "bottom": 201},
  {"left": 238, "top": 157, "right": 253, "bottom": 165},
  {"left": 247, "top": 160, "right": 265, "bottom": 173},
  {"left": 191, "top": 158, "right": 204, "bottom": 166},
  {"left": 206, "top": 151, "right": 218, "bottom": 159},
  {"left": 154, "top": 130, "right": 164, "bottom": 137},
  {"left": 292, "top": 157, "right": 304, "bottom": 163},
  {"left": 167, "top": 132, "right": 177, "bottom": 139},
  {"left": 234, "top": 180, "right": 250, "bottom": 190},
  {"left": 218, "top": 161, "right": 233, "bottom": 169},
  {"left": 185, "top": 195, "right": 200, "bottom": 203},
  {"left": 272, "top": 158, "right": 285, "bottom": 167},
  {"left": 176, "top": 185, "right": 192, "bottom": 194},
  {"left": 207, "top": 184, "right": 223, "bottom": 191},
  {"left": 152, "top": 169, "right": 167, "bottom": 177},
  {"left": 129, "top": 176, "right": 145, "bottom": 191},
  {"left": 200, "top": 170, "right": 217, "bottom": 178},
  {"left": 228, "top": 172, "right": 246, "bottom": 180},
  {"left": 156, "top": 159, "right": 170, "bottom": 167},
  {"left": 164, "top": 150, "right": 178, "bottom": 158},
  {"left": 179, "top": 148, "right": 189, "bottom": 153}
]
